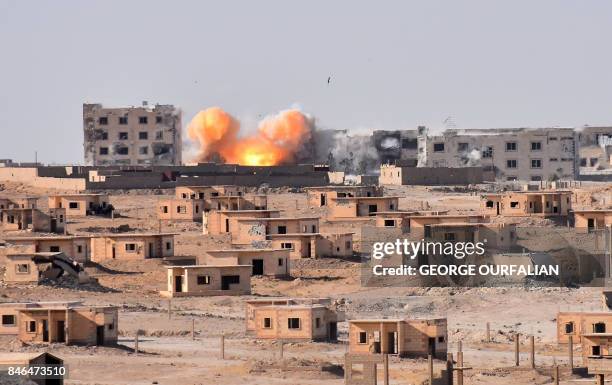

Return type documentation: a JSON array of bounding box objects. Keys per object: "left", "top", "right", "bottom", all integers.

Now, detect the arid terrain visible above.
[{"left": 1, "top": 181, "right": 611, "bottom": 385}]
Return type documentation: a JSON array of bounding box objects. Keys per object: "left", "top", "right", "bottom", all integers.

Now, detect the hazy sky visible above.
[{"left": 1, "top": 0, "right": 612, "bottom": 164}]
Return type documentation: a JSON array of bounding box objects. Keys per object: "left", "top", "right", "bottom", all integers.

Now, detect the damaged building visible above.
[
  {"left": 4, "top": 252, "right": 90, "bottom": 285},
  {"left": 83, "top": 102, "right": 182, "bottom": 166}
]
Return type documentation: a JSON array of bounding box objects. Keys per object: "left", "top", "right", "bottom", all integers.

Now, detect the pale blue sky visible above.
[{"left": 1, "top": 0, "right": 612, "bottom": 163}]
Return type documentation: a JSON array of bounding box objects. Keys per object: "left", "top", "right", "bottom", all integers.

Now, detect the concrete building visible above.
[
  {"left": 328, "top": 196, "right": 400, "bottom": 219},
  {"left": 48, "top": 193, "right": 112, "bottom": 217},
  {"left": 160, "top": 265, "right": 251, "bottom": 297},
  {"left": 557, "top": 312, "right": 612, "bottom": 345},
  {"left": 199, "top": 248, "right": 290, "bottom": 277},
  {"left": 573, "top": 209, "right": 612, "bottom": 233},
  {"left": 379, "top": 164, "right": 486, "bottom": 185},
  {"left": 420, "top": 127, "right": 578, "bottom": 181},
  {"left": 252, "top": 303, "right": 339, "bottom": 341},
  {"left": 305, "top": 186, "right": 382, "bottom": 208},
  {"left": 245, "top": 298, "right": 332, "bottom": 332},
  {"left": 203, "top": 209, "right": 281, "bottom": 236},
  {"left": 175, "top": 185, "right": 248, "bottom": 200},
  {"left": 0, "top": 197, "right": 38, "bottom": 209},
  {"left": 4, "top": 252, "right": 89, "bottom": 285},
  {"left": 577, "top": 126, "right": 612, "bottom": 177},
  {"left": 372, "top": 129, "right": 420, "bottom": 165},
  {"left": 348, "top": 318, "right": 448, "bottom": 358},
  {"left": 0, "top": 207, "right": 66, "bottom": 232},
  {"left": 0, "top": 301, "right": 118, "bottom": 345},
  {"left": 90, "top": 233, "right": 176, "bottom": 262},
  {"left": 159, "top": 193, "right": 267, "bottom": 221},
  {"left": 405, "top": 213, "right": 489, "bottom": 238},
  {"left": 481, "top": 190, "right": 572, "bottom": 217},
  {"left": 4, "top": 235, "right": 92, "bottom": 263},
  {"left": 83, "top": 102, "right": 182, "bottom": 166}
]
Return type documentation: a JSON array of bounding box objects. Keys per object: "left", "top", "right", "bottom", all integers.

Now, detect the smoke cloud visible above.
[{"left": 187, "top": 107, "right": 314, "bottom": 166}]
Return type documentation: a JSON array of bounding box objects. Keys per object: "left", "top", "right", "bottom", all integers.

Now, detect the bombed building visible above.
[{"left": 83, "top": 102, "right": 182, "bottom": 166}]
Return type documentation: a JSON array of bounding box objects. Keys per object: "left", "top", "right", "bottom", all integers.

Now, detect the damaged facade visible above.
[
  {"left": 4, "top": 252, "right": 89, "bottom": 285},
  {"left": 48, "top": 193, "right": 112, "bottom": 217},
  {"left": 83, "top": 102, "right": 182, "bottom": 166}
]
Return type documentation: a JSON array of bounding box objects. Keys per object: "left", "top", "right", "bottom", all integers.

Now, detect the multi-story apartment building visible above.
[
  {"left": 83, "top": 102, "right": 182, "bottom": 166},
  {"left": 418, "top": 127, "right": 578, "bottom": 181}
]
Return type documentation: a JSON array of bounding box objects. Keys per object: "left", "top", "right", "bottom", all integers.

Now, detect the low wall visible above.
[
  {"left": 0, "top": 167, "right": 86, "bottom": 190},
  {"left": 402, "top": 167, "right": 486, "bottom": 185}
]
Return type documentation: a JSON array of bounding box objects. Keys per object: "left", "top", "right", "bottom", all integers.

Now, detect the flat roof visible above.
[
  {"left": 484, "top": 191, "right": 573, "bottom": 196},
  {"left": 168, "top": 264, "right": 252, "bottom": 269},
  {"left": 429, "top": 222, "right": 498, "bottom": 227},
  {"left": 267, "top": 233, "right": 322, "bottom": 237},
  {"left": 4, "top": 235, "right": 92, "bottom": 241},
  {"left": 237, "top": 216, "right": 320, "bottom": 221},
  {"left": 573, "top": 209, "right": 612, "bottom": 213},
  {"left": 49, "top": 193, "right": 106, "bottom": 197},
  {"left": 349, "top": 318, "right": 446, "bottom": 323},
  {"left": 410, "top": 214, "right": 488, "bottom": 219},
  {"left": 6, "top": 251, "right": 64, "bottom": 258},
  {"left": 331, "top": 196, "right": 401, "bottom": 200},
  {"left": 204, "top": 248, "right": 288, "bottom": 253},
  {"left": 245, "top": 297, "right": 331, "bottom": 303},
  {"left": 97, "top": 232, "right": 178, "bottom": 238},
  {"left": 260, "top": 304, "right": 328, "bottom": 310},
  {"left": 304, "top": 186, "right": 376, "bottom": 190},
  {"left": 218, "top": 209, "right": 280, "bottom": 213}
]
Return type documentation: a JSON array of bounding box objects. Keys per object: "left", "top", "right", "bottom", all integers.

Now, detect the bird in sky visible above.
[{"left": 327, "top": 76, "right": 331, "bottom": 84}]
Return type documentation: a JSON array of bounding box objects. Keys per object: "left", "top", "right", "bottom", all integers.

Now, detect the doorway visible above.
[
  {"left": 42, "top": 320, "right": 49, "bottom": 342},
  {"left": 388, "top": 332, "right": 398, "bottom": 354},
  {"left": 329, "top": 322, "right": 338, "bottom": 341},
  {"left": 148, "top": 243, "right": 154, "bottom": 258},
  {"left": 112, "top": 246, "right": 116, "bottom": 259},
  {"left": 588, "top": 218, "right": 595, "bottom": 231},
  {"left": 50, "top": 218, "right": 57, "bottom": 233},
  {"left": 174, "top": 275, "right": 183, "bottom": 292},
  {"left": 221, "top": 275, "right": 240, "bottom": 290},
  {"left": 428, "top": 337, "right": 436, "bottom": 356},
  {"left": 56, "top": 321, "right": 65, "bottom": 343},
  {"left": 252, "top": 259, "right": 264, "bottom": 275},
  {"left": 96, "top": 326, "right": 104, "bottom": 345}
]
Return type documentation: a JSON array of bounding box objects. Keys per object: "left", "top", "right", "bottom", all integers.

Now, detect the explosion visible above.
[{"left": 187, "top": 107, "right": 313, "bottom": 166}]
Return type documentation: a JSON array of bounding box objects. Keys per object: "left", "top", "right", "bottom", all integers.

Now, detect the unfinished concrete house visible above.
[
  {"left": 245, "top": 298, "right": 332, "bottom": 332},
  {"left": 4, "top": 252, "right": 89, "bottom": 285},
  {"left": 160, "top": 265, "right": 251, "bottom": 297},
  {"left": 0, "top": 301, "right": 118, "bottom": 345},
  {"left": 90, "top": 233, "right": 176, "bottom": 262},
  {"left": 4, "top": 235, "right": 92, "bottom": 263},
  {"left": 402, "top": 213, "right": 489, "bottom": 238},
  {"left": 348, "top": 318, "right": 448, "bottom": 358},
  {"left": 48, "top": 193, "right": 112, "bottom": 217},
  {"left": 203, "top": 209, "right": 280, "bottom": 235},
  {"left": 305, "top": 186, "right": 382, "bottom": 208},
  {"left": 0, "top": 196, "right": 38, "bottom": 209},
  {"left": 420, "top": 127, "right": 578, "bottom": 181},
  {"left": 577, "top": 126, "right": 612, "bottom": 177},
  {"left": 427, "top": 222, "right": 517, "bottom": 249},
  {"left": 481, "top": 190, "right": 572, "bottom": 217},
  {"left": 83, "top": 102, "right": 182, "bottom": 166},
  {"left": 230, "top": 216, "right": 353, "bottom": 259},
  {"left": 0, "top": 207, "right": 33, "bottom": 230},
  {"left": 328, "top": 196, "right": 400, "bottom": 219},
  {"left": 573, "top": 209, "right": 612, "bottom": 233},
  {"left": 199, "top": 248, "right": 290, "bottom": 277},
  {"left": 252, "top": 303, "right": 338, "bottom": 341},
  {"left": 557, "top": 312, "right": 612, "bottom": 345}
]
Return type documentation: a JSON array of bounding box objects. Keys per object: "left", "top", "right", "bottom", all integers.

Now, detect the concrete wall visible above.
[
  {"left": 4, "top": 256, "right": 38, "bottom": 284},
  {"left": 254, "top": 306, "right": 334, "bottom": 341},
  {"left": 380, "top": 165, "right": 486, "bottom": 185},
  {"left": 90, "top": 235, "right": 174, "bottom": 262}
]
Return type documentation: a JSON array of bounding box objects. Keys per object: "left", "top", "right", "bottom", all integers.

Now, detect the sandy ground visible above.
[{"left": 0, "top": 181, "right": 611, "bottom": 385}]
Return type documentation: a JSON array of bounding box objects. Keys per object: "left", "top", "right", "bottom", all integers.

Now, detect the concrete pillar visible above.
[
  {"left": 530, "top": 335, "right": 535, "bottom": 369},
  {"left": 457, "top": 340, "right": 462, "bottom": 353},
  {"left": 596, "top": 374, "right": 604, "bottom": 385},
  {"left": 568, "top": 335, "right": 574, "bottom": 372},
  {"left": 514, "top": 333, "right": 520, "bottom": 367}
]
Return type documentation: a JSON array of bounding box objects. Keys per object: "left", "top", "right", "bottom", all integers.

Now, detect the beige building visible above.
[
  {"left": 405, "top": 213, "right": 489, "bottom": 238},
  {"left": 4, "top": 235, "right": 92, "bottom": 263},
  {"left": 48, "top": 193, "right": 112, "bottom": 217},
  {"left": 0, "top": 207, "right": 66, "bottom": 232},
  {"left": 305, "top": 186, "right": 382, "bottom": 208},
  {"left": 482, "top": 191, "right": 572, "bottom": 217},
  {"left": 90, "top": 233, "right": 176, "bottom": 262},
  {"left": 252, "top": 303, "right": 338, "bottom": 341},
  {"left": 158, "top": 194, "right": 268, "bottom": 221},
  {"left": 245, "top": 298, "right": 332, "bottom": 332},
  {"left": 348, "top": 318, "right": 448, "bottom": 358},
  {"left": 557, "top": 312, "right": 612, "bottom": 345},
  {"left": 0, "top": 301, "right": 118, "bottom": 345},
  {"left": 328, "top": 196, "right": 400, "bottom": 218},
  {"left": 203, "top": 209, "right": 280, "bottom": 236},
  {"left": 199, "top": 248, "right": 290, "bottom": 277},
  {"left": 83, "top": 102, "right": 182, "bottom": 166},
  {"left": 4, "top": 252, "right": 89, "bottom": 285},
  {"left": 573, "top": 209, "right": 612, "bottom": 233},
  {"left": 420, "top": 127, "right": 578, "bottom": 181},
  {"left": 160, "top": 265, "right": 251, "bottom": 297},
  {"left": 0, "top": 196, "right": 38, "bottom": 209}
]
